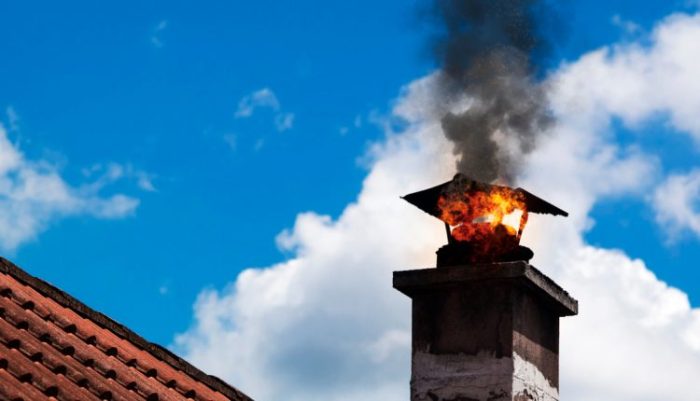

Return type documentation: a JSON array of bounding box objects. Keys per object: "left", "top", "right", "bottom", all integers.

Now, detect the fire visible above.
[
  {"left": 402, "top": 173, "right": 568, "bottom": 265},
  {"left": 437, "top": 187, "right": 528, "bottom": 258}
]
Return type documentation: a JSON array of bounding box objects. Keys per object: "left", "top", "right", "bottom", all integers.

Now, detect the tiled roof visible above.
[{"left": 0, "top": 257, "right": 253, "bottom": 401}]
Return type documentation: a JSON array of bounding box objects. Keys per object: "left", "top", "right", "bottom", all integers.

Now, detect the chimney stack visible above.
[{"left": 393, "top": 261, "right": 578, "bottom": 401}]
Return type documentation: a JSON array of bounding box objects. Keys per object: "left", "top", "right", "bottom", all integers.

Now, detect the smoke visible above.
[{"left": 430, "top": 0, "right": 555, "bottom": 184}]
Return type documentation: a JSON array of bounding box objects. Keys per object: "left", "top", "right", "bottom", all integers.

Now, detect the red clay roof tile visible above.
[{"left": 0, "top": 258, "right": 252, "bottom": 401}]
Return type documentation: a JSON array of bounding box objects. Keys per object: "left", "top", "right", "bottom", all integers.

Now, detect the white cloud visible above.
[
  {"left": 175, "top": 11, "right": 700, "bottom": 401},
  {"left": 0, "top": 126, "right": 139, "bottom": 251},
  {"left": 82, "top": 162, "right": 157, "bottom": 193},
  {"left": 274, "top": 112, "right": 295, "bottom": 132},
  {"left": 652, "top": 169, "right": 700, "bottom": 240},
  {"left": 254, "top": 138, "right": 265, "bottom": 152},
  {"left": 135, "top": 172, "right": 157, "bottom": 192},
  {"left": 354, "top": 115, "right": 363, "bottom": 128},
  {"left": 159, "top": 283, "right": 170, "bottom": 296},
  {"left": 552, "top": 12, "right": 700, "bottom": 142},
  {"left": 5, "top": 106, "right": 19, "bottom": 132},
  {"left": 235, "top": 88, "right": 295, "bottom": 133},
  {"left": 338, "top": 115, "right": 365, "bottom": 136},
  {"left": 612, "top": 14, "right": 642, "bottom": 35},
  {"left": 151, "top": 20, "right": 168, "bottom": 48},
  {"left": 235, "top": 88, "right": 281, "bottom": 118},
  {"left": 223, "top": 133, "right": 237, "bottom": 151},
  {"left": 552, "top": 247, "right": 700, "bottom": 400}
]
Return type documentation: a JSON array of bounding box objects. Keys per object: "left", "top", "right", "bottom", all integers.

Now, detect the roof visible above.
[
  {"left": 0, "top": 257, "right": 253, "bottom": 401},
  {"left": 401, "top": 174, "right": 568, "bottom": 221}
]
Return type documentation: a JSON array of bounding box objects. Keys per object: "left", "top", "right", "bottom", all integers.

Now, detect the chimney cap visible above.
[{"left": 401, "top": 174, "right": 568, "bottom": 222}]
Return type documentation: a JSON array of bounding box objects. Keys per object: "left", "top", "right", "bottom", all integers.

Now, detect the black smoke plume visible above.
[{"left": 430, "top": 0, "right": 555, "bottom": 184}]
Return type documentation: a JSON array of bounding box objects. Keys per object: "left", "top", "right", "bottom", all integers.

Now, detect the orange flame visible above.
[{"left": 438, "top": 187, "right": 528, "bottom": 258}]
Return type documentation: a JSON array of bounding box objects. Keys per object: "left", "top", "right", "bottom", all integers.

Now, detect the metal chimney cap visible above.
[{"left": 401, "top": 173, "right": 568, "bottom": 222}]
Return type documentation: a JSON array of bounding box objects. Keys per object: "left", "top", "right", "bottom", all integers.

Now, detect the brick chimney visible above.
[{"left": 393, "top": 261, "right": 578, "bottom": 401}]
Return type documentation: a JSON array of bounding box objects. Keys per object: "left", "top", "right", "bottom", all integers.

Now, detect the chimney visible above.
[
  {"left": 394, "top": 262, "right": 577, "bottom": 401},
  {"left": 396, "top": 175, "right": 578, "bottom": 401}
]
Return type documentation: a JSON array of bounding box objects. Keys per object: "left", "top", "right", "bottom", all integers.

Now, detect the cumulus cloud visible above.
[
  {"left": 652, "top": 169, "right": 700, "bottom": 240},
  {"left": 175, "top": 11, "right": 700, "bottom": 401},
  {"left": 551, "top": 12, "right": 700, "bottom": 142},
  {"left": 0, "top": 126, "right": 139, "bottom": 251},
  {"left": 235, "top": 88, "right": 295, "bottom": 132}
]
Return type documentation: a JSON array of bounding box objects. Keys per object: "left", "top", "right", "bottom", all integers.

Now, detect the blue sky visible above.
[
  {"left": 2, "top": 2, "right": 700, "bottom": 399},
  {"left": 1, "top": 0, "right": 433, "bottom": 343}
]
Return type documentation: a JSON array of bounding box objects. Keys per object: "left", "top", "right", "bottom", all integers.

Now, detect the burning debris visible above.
[{"left": 403, "top": 174, "right": 567, "bottom": 265}]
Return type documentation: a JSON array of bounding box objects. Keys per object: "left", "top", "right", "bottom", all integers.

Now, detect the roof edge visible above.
[{"left": 0, "top": 257, "right": 253, "bottom": 401}]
